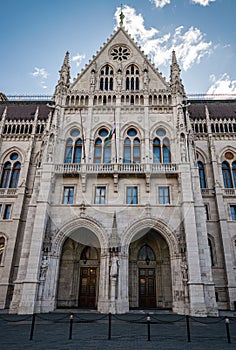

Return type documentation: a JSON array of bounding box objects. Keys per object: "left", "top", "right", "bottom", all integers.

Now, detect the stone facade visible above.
[{"left": 0, "top": 24, "right": 236, "bottom": 316}]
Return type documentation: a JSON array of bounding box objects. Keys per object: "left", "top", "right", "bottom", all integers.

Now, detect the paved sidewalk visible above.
[{"left": 0, "top": 311, "right": 236, "bottom": 350}]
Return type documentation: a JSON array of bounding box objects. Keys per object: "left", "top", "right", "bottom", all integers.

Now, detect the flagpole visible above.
[{"left": 79, "top": 107, "right": 86, "bottom": 162}]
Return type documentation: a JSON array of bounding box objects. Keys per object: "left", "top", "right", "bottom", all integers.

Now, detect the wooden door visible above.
[
  {"left": 78, "top": 267, "right": 97, "bottom": 307},
  {"left": 139, "top": 268, "right": 156, "bottom": 308}
]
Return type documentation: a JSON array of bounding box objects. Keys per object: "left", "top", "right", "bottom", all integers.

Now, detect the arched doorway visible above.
[
  {"left": 129, "top": 230, "right": 172, "bottom": 309},
  {"left": 57, "top": 228, "right": 100, "bottom": 309}
]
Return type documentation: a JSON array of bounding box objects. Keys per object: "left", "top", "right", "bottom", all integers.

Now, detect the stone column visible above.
[
  {"left": 97, "top": 249, "right": 110, "bottom": 313},
  {"left": 17, "top": 164, "right": 53, "bottom": 314},
  {"left": 179, "top": 163, "right": 207, "bottom": 316}
]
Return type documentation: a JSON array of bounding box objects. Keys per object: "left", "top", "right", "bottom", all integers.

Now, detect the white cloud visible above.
[
  {"left": 114, "top": 6, "right": 212, "bottom": 71},
  {"left": 30, "top": 67, "right": 49, "bottom": 89},
  {"left": 192, "top": 0, "right": 217, "bottom": 6},
  {"left": 149, "top": 0, "right": 171, "bottom": 8},
  {"left": 206, "top": 74, "right": 236, "bottom": 98},
  {"left": 31, "top": 67, "right": 49, "bottom": 79},
  {"left": 71, "top": 53, "right": 86, "bottom": 67}
]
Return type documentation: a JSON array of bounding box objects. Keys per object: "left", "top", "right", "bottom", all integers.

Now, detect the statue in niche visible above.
[
  {"left": 40, "top": 256, "right": 48, "bottom": 280},
  {"left": 110, "top": 255, "right": 119, "bottom": 278}
]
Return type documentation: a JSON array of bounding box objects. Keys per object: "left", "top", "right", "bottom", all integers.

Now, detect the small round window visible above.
[
  {"left": 99, "top": 129, "right": 108, "bottom": 137},
  {"left": 127, "top": 128, "right": 137, "bottom": 137},
  {"left": 225, "top": 151, "right": 234, "bottom": 160},
  {"left": 10, "top": 153, "right": 19, "bottom": 161},
  {"left": 156, "top": 128, "right": 166, "bottom": 137},
  {"left": 70, "top": 129, "right": 80, "bottom": 137}
]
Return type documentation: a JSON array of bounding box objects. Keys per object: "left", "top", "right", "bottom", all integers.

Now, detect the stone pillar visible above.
[
  {"left": 17, "top": 164, "right": 53, "bottom": 314},
  {"left": 179, "top": 164, "right": 207, "bottom": 316},
  {"left": 116, "top": 248, "right": 129, "bottom": 313},
  {"left": 97, "top": 249, "right": 110, "bottom": 313}
]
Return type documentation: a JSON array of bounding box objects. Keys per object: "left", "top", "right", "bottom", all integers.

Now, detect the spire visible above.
[
  {"left": 170, "top": 50, "right": 185, "bottom": 96},
  {"left": 110, "top": 212, "right": 120, "bottom": 250},
  {"left": 59, "top": 51, "right": 70, "bottom": 86},
  {"left": 53, "top": 51, "right": 70, "bottom": 102}
]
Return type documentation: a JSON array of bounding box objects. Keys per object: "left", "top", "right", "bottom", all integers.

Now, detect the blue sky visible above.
[{"left": 0, "top": 0, "right": 235, "bottom": 97}]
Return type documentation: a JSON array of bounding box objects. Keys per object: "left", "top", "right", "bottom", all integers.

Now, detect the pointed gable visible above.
[{"left": 70, "top": 26, "right": 169, "bottom": 93}]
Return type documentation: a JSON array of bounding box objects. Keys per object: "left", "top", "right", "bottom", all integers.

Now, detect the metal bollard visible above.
[
  {"left": 147, "top": 313, "right": 151, "bottom": 341},
  {"left": 69, "top": 313, "right": 74, "bottom": 340},
  {"left": 186, "top": 315, "right": 191, "bottom": 343},
  {"left": 29, "top": 313, "right": 36, "bottom": 341},
  {"left": 225, "top": 317, "right": 231, "bottom": 344},
  {"left": 108, "top": 312, "right": 112, "bottom": 340}
]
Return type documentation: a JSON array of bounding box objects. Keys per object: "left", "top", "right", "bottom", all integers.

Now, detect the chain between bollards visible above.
[
  {"left": 68, "top": 313, "right": 74, "bottom": 340},
  {"left": 225, "top": 317, "right": 231, "bottom": 344},
  {"left": 29, "top": 313, "right": 36, "bottom": 341},
  {"left": 147, "top": 313, "right": 151, "bottom": 341}
]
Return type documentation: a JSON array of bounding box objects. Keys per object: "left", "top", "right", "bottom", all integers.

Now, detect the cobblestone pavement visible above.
[{"left": 0, "top": 311, "right": 236, "bottom": 350}]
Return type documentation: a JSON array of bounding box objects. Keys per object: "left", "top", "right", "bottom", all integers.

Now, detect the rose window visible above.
[{"left": 110, "top": 45, "right": 131, "bottom": 61}]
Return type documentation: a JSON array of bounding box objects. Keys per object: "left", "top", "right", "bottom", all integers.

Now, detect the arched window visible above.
[
  {"left": 232, "top": 161, "right": 236, "bottom": 188},
  {"left": 222, "top": 161, "right": 233, "bottom": 188},
  {"left": 123, "top": 128, "right": 140, "bottom": 163},
  {"left": 80, "top": 246, "right": 98, "bottom": 264},
  {"left": 0, "top": 236, "right": 5, "bottom": 264},
  {"left": 138, "top": 245, "right": 155, "bottom": 264},
  {"left": 9, "top": 162, "right": 21, "bottom": 188},
  {"left": 0, "top": 162, "right": 11, "bottom": 188},
  {"left": 153, "top": 128, "right": 171, "bottom": 163},
  {"left": 94, "top": 128, "right": 111, "bottom": 164},
  {"left": 99, "top": 65, "right": 113, "bottom": 91},
  {"left": 64, "top": 129, "right": 82, "bottom": 164},
  {"left": 163, "top": 138, "right": 171, "bottom": 163},
  {"left": 198, "top": 161, "right": 206, "bottom": 189},
  {"left": 0, "top": 152, "right": 21, "bottom": 189},
  {"left": 208, "top": 238, "right": 215, "bottom": 266},
  {"left": 126, "top": 64, "right": 139, "bottom": 91}
]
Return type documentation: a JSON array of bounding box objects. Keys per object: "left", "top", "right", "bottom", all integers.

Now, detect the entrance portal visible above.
[
  {"left": 78, "top": 267, "right": 97, "bottom": 308},
  {"left": 57, "top": 231, "right": 100, "bottom": 309},
  {"left": 129, "top": 230, "right": 172, "bottom": 309},
  {"left": 139, "top": 268, "right": 156, "bottom": 308}
]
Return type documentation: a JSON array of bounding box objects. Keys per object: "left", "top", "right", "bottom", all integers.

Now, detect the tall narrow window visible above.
[
  {"left": 0, "top": 237, "right": 5, "bottom": 264},
  {"left": 0, "top": 152, "right": 21, "bottom": 189},
  {"left": 232, "top": 161, "right": 236, "bottom": 188},
  {"left": 198, "top": 161, "right": 206, "bottom": 189},
  {"left": 94, "top": 128, "right": 111, "bottom": 164},
  {"left": 208, "top": 238, "right": 214, "bottom": 266},
  {"left": 125, "top": 64, "right": 139, "bottom": 91},
  {"left": 153, "top": 129, "right": 171, "bottom": 163},
  {"left": 158, "top": 187, "right": 170, "bottom": 204},
  {"left": 153, "top": 138, "right": 161, "bottom": 163},
  {"left": 163, "top": 138, "right": 171, "bottom": 163},
  {"left": 0, "top": 162, "right": 11, "bottom": 188},
  {"left": 63, "top": 187, "right": 74, "bottom": 204},
  {"left": 123, "top": 128, "right": 140, "bottom": 163},
  {"left": 9, "top": 162, "right": 21, "bottom": 188},
  {"left": 230, "top": 205, "right": 236, "bottom": 220},
  {"left": 222, "top": 161, "right": 233, "bottom": 188},
  {"left": 126, "top": 186, "right": 138, "bottom": 204},
  {"left": 95, "top": 186, "right": 106, "bottom": 204},
  {"left": 3, "top": 204, "right": 11, "bottom": 220},
  {"left": 64, "top": 130, "right": 82, "bottom": 164},
  {"left": 99, "top": 65, "right": 113, "bottom": 91}
]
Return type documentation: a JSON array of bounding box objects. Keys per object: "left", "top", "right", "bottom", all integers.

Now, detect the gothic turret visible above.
[
  {"left": 53, "top": 51, "right": 71, "bottom": 102},
  {"left": 170, "top": 50, "right": 185, "bottom": 96}
]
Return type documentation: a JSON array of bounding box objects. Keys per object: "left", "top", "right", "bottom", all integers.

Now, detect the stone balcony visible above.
[
  {"left": 54, "top": 163, "right": 178, "bottom": 175},
  {"left": 54, "top": 163, "right": 178, "bottom": 192}
]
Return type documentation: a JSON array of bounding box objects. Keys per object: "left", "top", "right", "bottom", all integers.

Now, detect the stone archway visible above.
[
  {"left": 129, "top": 230, "right": 172, "bottom": 309},
  {"left": 37, "top": 216, "right": 109, "bottom": 312},
  {"left": 121, "top": 217, "right": 184, "bottom": 313}
]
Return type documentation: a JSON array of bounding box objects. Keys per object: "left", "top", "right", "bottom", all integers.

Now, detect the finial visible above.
[{"left": 119, "top": 5, "right": 125, "bottom": 26}]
